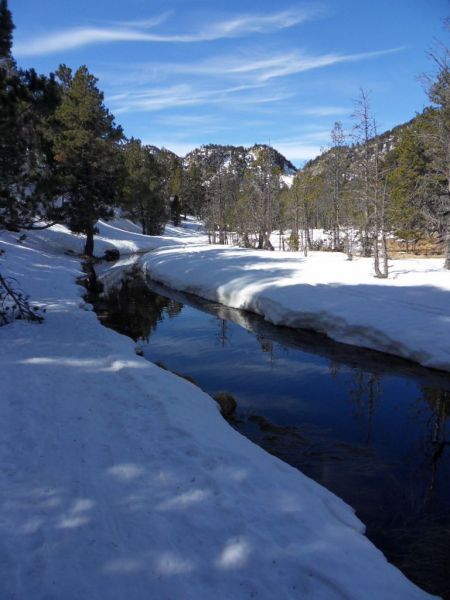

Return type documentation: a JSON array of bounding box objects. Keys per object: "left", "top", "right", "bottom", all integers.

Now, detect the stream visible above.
[{"left": 88, "top": 261, "right": 450, "bottom": 599}]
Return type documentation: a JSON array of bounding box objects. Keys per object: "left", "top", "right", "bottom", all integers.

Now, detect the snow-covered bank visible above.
[
  {"left": 0, "top": 230, "right": 437, "bottom": 598},
  {"left": 10, "top": 216, "right": 450, "bottom": 372},
  {"left": 20, "top": 217, "right": 206, "bottom": 258},
  {"left": 141, "top": 242, "right": 450, "bottom": 373}
]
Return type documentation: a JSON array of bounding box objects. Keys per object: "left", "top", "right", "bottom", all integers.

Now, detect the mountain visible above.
[
  {"left": 302, "top": 114, "right": 419, "bottom": 177},
  {"left": 184, "top": 143, "right": 297, "bottom": 177}
]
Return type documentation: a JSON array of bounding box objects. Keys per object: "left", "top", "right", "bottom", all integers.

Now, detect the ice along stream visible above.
[{"left": 89, "top": 262, "right": 450, "bottom": 599}]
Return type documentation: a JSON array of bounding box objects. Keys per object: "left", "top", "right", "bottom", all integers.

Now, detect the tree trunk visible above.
[
  {"left": 345, "top": 230, "right": 353, "bottom": 260},
  {"left": 372, "top": 182, "right": 389, "bottom": 278},
  {"left": 84, "top": 225, "right": 95, "bottom": 257},
  {"left": 373, "top": 232, "right": 382, "bottom": 277},
  {"left": 379, "top": 184, "right": 389, "bottom": 278},
  {"left": 381, "top": 231, "right": 389, "bottom": 277},
  {"left": 302, "top": 229, "right": 308, "bottom": 257},
  {"left": 444, "top": 210, "right": 450, "bottom": 270},
  {"left": 306, "top": 228, "right": 312, "bottom": 250}
]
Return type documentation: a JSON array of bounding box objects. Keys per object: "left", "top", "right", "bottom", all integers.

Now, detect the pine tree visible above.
[
  {"left": 0, "top": 0, "right": 13, "bottom": 60},
  {"left": 181, "top": 162, "right": 205, "bottom": 218},
  {"left": 170, "top": 194, "right": 181, "bottom": 226},
  {"left": 326, "top": 121, "right": 347, "bottom": 250},
  {"left": 53, "top": 65, "right": 125, "bottom": 256},
  {"left": 386, "top": 122, "right": 428, "bottom": 247},
  {"left": 121, "top": 139, "right": 166, "bottom": 235},
  {"left": 0, "top": 1, "right": 63, "bottom": 231},
  {"left": 0, "top": 0, "right": 22, "bottom": 229},
  {"left": 423, "top": 40, "right": 450, "bottom": 268}
]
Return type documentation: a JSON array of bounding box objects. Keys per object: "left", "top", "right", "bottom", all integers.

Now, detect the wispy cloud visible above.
[
  {"left": 106, "top": 13, "right": 174, "bottom": 29},
  {"left": 14, "top": 9, "right": 318, "bottom": 56},
  {"left": 108, "top": 81, "right": 294, "bottom": 114},
  {"left": 171, "top": 47, "right": 406, "bottom": 82},
  {"left": 155, "top": 114, "right": 219, "bottom": 127},
  {"left": 103, "top": 47, "right": 406, "bottom": 90},
  {"left": 301, "top": 106, "right": 348, "bottom": 116},
  {"left": 101, "top": 46, "right": 403, "bottom": 116}
]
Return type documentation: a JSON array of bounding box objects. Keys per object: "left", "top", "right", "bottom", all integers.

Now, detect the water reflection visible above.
[
  {"left": 93, "top": 274, "right": 183, "bottom": 342},
  {"left": 90, "top": 266, "right": 450, "bottom": 599}
]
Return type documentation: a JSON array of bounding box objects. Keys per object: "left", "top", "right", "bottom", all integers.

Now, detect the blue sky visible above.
[{"left": 10, "top": 0, "right": 449, "bottom": 165}]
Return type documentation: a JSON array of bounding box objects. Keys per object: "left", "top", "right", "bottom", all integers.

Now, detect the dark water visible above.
[{"left": 90, "top": 266, "right": 450, "bottom": 599}]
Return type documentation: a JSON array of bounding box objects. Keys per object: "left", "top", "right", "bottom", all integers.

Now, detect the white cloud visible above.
[
  {"left": 109, "top": 13, "right": 174, "bottom": 29},
  {"left": 102, "top": 45, "right": 401, "bottom": 117},
  {"left": 221, "top": 48, "right": 405, "bottom": 83},
  {"left": 301, "top": 106, "right": 348, "bottom": 116},
  {"left": 108, "top": 81, "right": 292, "bottom": 114},
  {"left": 104, "top": 47, "right": 405, "bottom": 90},
  {"left": 14, "top": 9, "right": 318, "bottom": 56}
]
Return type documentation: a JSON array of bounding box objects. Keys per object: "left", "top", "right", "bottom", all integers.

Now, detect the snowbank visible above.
[
  {"left": 7, "top": 217, "right": 450, "bottom": 373},
  {"left": 141, "top": 243, "right": 450, "bottom": 373},
  {"left": 0, "top": 226, "right": 436, "bottom": 598}
]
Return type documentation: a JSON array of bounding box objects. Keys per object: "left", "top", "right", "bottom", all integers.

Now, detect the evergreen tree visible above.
[
  {"left": 53, "top": 65, "right": 125, "bottom": 256},
  {"left": 157, "top": 148, "right": 182, "bottom": 209},
  {"left": 386, "top": 122, "right": 429, "bottom": 246},
  {"left": 325, "top": 121, "right": 347, "bottom": 250},
  {"left": 170, "top": 194, "right": 181, "bottom": 226},
  {"left": 423, "top": 40, "right": 450, "bottom": 268},
  {"left": 0, "top": 0, "right": 21, "bottom": 228},
  {"left": 181, "top": 162, "right": 205, "bottom": 218},
  {"left": 0, "top": 1, "right": 62, "bottom": 230},
  {"left": 0, "top": 0, "right": 13, "bottom": 59},
  {"left": 121, "top": 139, "right": 166, "bottom": 235}
]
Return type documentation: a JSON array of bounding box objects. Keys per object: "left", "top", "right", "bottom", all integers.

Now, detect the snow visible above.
[
  {"left": 0, "top": 221, "right": 438, "bottom": 599},
  {"left": 280, "top": 174, "right": 294, "bottom": 187},
  {"left": 138, "top": 233, "right": 450, "bottom": 374}
]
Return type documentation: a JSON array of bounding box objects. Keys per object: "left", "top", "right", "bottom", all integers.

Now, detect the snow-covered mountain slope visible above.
[{"left": 184, "top": 143, "right": 297, "bottom": 177}]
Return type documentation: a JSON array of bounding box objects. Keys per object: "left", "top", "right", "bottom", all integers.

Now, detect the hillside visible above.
[
  {"left": 303, "top": 114, "right": 420, "bottom": 176},
  {"left": 146, "top": 143, "right": 297, "bottom": 178}
]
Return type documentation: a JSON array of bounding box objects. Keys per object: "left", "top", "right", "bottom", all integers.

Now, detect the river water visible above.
[{"left": 90, "top": 264, "right": 450, "bottom": 598}]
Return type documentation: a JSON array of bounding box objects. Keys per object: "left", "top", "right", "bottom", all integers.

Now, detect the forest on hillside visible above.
[{"left": 0, "top": 0, "right": 449, "bottom": 280}]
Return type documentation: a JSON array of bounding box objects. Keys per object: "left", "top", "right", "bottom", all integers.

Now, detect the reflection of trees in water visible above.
[
  {"left": 348, "top": 369, "right": 382, "bottom": 444},
  {"left": 256, "top": 335, "right": 275, "bottom": 364},
  {"left": 328, "top": 360, "right": 341, "bottom": 379},
  {"left": 96, "top": 277, "right": 183, "bottom": 342},
  {"left": 422, "top": 387, "right": 450, "bottom": 447},
  {"left": 344, "top": 376, "right": 450, "bottom": 597},
  {"left": 378, "top": 387, "right": 450, "bottom": 600},
  {"left": 417, "top": 387, "right": 450, "bottom": 514},
  {"left": 215, "top": 318, "right": 230, "bottom": 347},
  {"left": 345, "top": 370, "right": 450, "bottom": 515}
]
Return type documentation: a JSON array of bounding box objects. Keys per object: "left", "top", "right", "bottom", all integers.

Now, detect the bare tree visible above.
[
  {"left": 351, "top": 89, "right": 389, "bottom": 277},
  {"left": 241, "top": 148, "right": 281, "bottom": 250}
]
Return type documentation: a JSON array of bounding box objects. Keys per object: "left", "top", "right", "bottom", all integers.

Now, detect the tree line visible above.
[
  {"left": 0, "top": 0, "right": 177, "bottom": 256},
  {"left": 184, "top": 76, "right": 449, "bottom": 276},
  {"left": 1, "top": 0, "right": 449, "bottom": 278}
]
